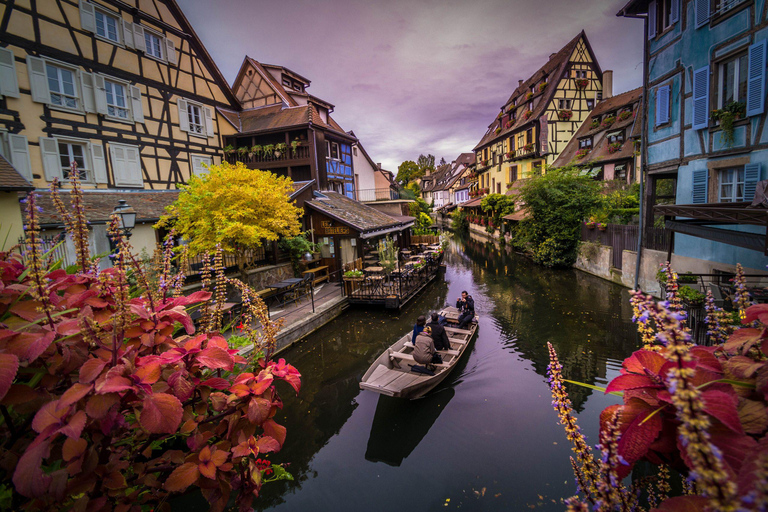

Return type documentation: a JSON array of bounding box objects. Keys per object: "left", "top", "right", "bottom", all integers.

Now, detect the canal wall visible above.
[{"left": 273, "top": 295, "right": 348, "bottom": 354}]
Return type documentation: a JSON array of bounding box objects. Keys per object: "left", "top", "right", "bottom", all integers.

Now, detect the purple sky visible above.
[{"left": 178, "top": 0, "right": 644, "bottom": 172}]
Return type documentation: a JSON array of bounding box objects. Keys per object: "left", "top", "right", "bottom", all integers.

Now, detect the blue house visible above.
[{"left": 619, "top": 0, "right": 768, "bottom": 271}]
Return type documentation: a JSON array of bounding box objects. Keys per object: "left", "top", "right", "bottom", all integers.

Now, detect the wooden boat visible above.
[{"left": 359, "top": 306, "right": 478, "bottom": 399}]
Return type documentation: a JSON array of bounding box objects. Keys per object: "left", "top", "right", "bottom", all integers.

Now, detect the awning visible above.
[{"left": 502, "top": 209, "right": 529, "bottom": 222}]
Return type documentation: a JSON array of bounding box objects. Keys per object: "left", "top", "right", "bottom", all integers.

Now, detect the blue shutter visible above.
[
  {"left": 656, "top": 85, "right": 670, "bottom": 126},
  {"left": 692, "top": 169, "right": 709, "bottom": 204},
  {"left": 695, "top": 0, "right": 710, "bottom": 28},
  {"left": 746, "top": 40, "right": 766, "bottom": 117},
  {"left": 648, "top": 1, "right": 657, "bottom": 39},
  {"left": 692, "top": 66, "right": 710, "bottom": 130},
  {"left": 744, "top": 163, "right": 761, "bottom": 202},
  {"left": 670, "top": 0, "right": 680, "bottom": 24}
]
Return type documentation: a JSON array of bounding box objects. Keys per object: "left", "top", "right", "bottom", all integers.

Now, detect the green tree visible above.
[
  {"left": 416, "top": 154, "right": 435, "bottom": 175},
  {"left": 158, "top": 161, "right": 303, "bottom": 279},
  {"left": 396, "top": 160, "right": 419, "bottom": 185},
  {"left": 515, "top": 167, "right": 602, "bottom": 267}
]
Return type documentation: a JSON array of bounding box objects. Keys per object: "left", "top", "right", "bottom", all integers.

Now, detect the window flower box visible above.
[
  {"left": 523, "top": 143, "right": 534, "bottom": 153},
  {"left": 505, "top": 120, "right": 513, "bottom": 129},
  {"left": 558, "top": 109, "right": 573, "bottom": 121},
  {"left": 618, "top": 110, "right": 633, "bottom": 122},
  {"left": 607, "top": 142, "right": 624, "bottom": 154},
  {"left": 526, "top": 92, "right": 533, "bottom": 100},
  {"left": 585, "top": 221, "right": 595, "bottom": 229},
  {"left": 575, "top": 78, "right": 589, "bottom": 89},
  {"left": 538, "top": 82, "right": 547, "bottom": 92},
  {"left": 523, "top": 110, "right": 533, "bottom": 120},
  {"left": 576, "top": 148, "right": 590, "bottom": 159},
  {"left": 482, "top": 159, "right": 489, "bottom": 167},
  {"left": 495, "top": 127, "right": 502, "bottom": 135},
  {"left": 505, "top": 151, "right": 513, "bottom": 159},
  {"left": 600, "top": 115, "right": 616, "bottom": 128},
  {"left": 590, "top": 119, "right": 600, "bottom": 129}
]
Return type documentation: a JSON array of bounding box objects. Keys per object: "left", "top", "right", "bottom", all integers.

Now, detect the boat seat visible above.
[
  {"left": 444, "top": 326, "right": 472, "bottom": 335},
  {"left": 389, "top": 351, "right": 449, "bottom": 367},
  {"left": 437, "top": 349, "right": 460, "bottom": 356}
]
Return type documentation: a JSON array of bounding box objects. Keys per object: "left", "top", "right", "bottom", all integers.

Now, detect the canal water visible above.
[{"left": 256, "top": 234, "right": 640, "bottom": 511}]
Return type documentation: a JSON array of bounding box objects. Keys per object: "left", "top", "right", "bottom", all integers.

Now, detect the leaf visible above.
[
  {"left": 724, "top": 356, "right": 763, "bottom": 380},
  {"left": 134, "top": 362, "right": 161, "bottom": 385},
  {"left": 247, "top": 397, "right": 272, "bottom": 424},
  {"left": 85, "top": 393, "right": 119, "bottom": 419},
  {"left": 650, "top": 495, "right": 708, "bottom": 512},
  {"left": 164, "top": 462, "right": 199, "bottom": 492},
  {"left": 262, "top": 419, "right": 286, "bottom": 449},
  {"left": 605, "top": 374, "right": 661, "bottom": 393},
  {"left": 701, "top": 389, "right": 743, "bottom": 434},
  {"left": 79, "top": 358, "right": 107, "bottom": 384},
  {"left": 200, "top": 377, "right": 230, "bottom": 390},
  {"left": 58, "top": 383, "right": 92, "bottom": 410},
  {"left": 738, "top": 399, "right": 768, "bottom": 434},
  {"left": 744, "top": 304, "right": 768, "bottom": 324},
  {"left": 23, "top": 330, "right": 56, "bottom": 363},
  {"left": 31, "top": 401, "right": 68, "bottom": 434},
  {"left": 723, "top": 328, "right": 763, "bottom": 355},
  {"left": 613, "top": 399, "right": 663, "bottom": 479},
  {"left": 12, "top": 437, "right": 52, "bottom": 498},
  {"left": 59, "top": 410, "right": 87, "bottom": 439},
  {"left": 624, "top": 349, "right": 669, "bottom": 377},
  {"left": 62, "top": 437, "right": 87, "bottom": 462},
  {"left": 0, "top": 353, "right": 19, "bottom": 401},
  {"left": 196, "top": 346, "right": 234, "bottom": 371},
  {"left": 103, "top": 470, "right": 127, "bottom": 490},
  {"left": 140, "top": 393, "right": 183, "bottom": 434},
  {"left": 255, "top": 436, "right": 281, "bottom": 454}
]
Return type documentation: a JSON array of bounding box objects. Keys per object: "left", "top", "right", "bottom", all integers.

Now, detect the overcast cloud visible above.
[{"left": 178, "top": 0, "right": 644, "bottom": 171}]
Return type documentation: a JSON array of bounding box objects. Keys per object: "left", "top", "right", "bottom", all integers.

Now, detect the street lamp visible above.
[{"left": 113, "top": 199, "right": 136, "bottom": 239}]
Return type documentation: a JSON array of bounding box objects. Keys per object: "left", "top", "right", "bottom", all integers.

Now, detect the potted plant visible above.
[
  {"left": 597, "top": 222, "right": 607, "bottom": 231},
  {"left": 538, "top": 82, "right": 547, "bottom": 92},
  {"left": 523, "top": 143, "right": 535, "bottom": 153},
  {"left": 679, "top": 285, "right": 705, "bottom": 307},
  {"left": 291, "top": 139, "right": 300, "bottom": 157},
  {"left": 523, "top": 110, "right": 533, "bottom": 120},
  {"left": 505, "top": 120, "right": 513, "bottom": 129},
  {"left": 250, "top": 145, "right": 262, "bottom": 158},
  {"left": 575, "top": 78, "right": 589, "bottom": 89},
  {"left": 274, "top": 142, "right": 287, "bottom": 157},
  {"left": 607, "top": 142, "right": 623, "bottom": 154},
  {"left": 575, "top": 148, "right": 590, "bottom": 159},
  {"left": 618, "top": 110, "right": 633, "bottom": 122},
  {"left": 263, "top": 144, "right": 275, "bottom": 157},
  {"left": 526, "top": 92, "right": 533, "bottom": 100},
  {"left": 711, "top": 101, "right": 746, "bottom": 146},
  {"left": 558, "top": 109, "right": 573, "bottom": 121},
  {"left": 482, "top": 159, "right": 489, "bottom": 167},
  {"left": 590, "top": 118, "right": 600, "bottom": 129},
  {"left": 601, "top": 115, "right": 616, "bottom": 128},
  {"left": 237, "top": 146, "right": 249, "bottom": 158},
  {"left": 495, "top": 126, "right": 502, "bottom": 135},
  {"left": 585, "top": 217, "right": 596, "bottom": 229},
  {"left": 343, "top": 269, "right": 364, "bottom": 280},
  {"left": 505, "top": 151, "right": 513, "bottom": 159},
  {"left": 223, "top": 144, "right": 235, "bottom": 156}
]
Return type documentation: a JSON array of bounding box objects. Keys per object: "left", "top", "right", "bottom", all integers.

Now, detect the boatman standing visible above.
[{"left": 456, "top": 291, "right": 475, "bottom": 329}]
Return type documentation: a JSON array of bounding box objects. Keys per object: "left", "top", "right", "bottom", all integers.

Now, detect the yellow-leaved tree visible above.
[{"left": 158, "top": 161, "right": 303, "bottom": 279}]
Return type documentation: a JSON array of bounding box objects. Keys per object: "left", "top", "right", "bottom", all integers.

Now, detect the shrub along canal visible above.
[{"left": 206, "top": 234, "right": 641, "bottom": 510}]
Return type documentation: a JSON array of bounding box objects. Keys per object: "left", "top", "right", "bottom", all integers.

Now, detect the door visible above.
[{"left": 339, "top": 238, "right": 357, "bottom": 268}]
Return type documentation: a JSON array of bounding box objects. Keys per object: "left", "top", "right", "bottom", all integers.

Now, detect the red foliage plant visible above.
[{"left": 0, "top": 177, "right": 300, "bottom": 511}]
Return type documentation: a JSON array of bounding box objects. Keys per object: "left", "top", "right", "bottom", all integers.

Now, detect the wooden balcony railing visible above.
[{"left": 225, "top": 143, "right": 310, "bottom": 165}]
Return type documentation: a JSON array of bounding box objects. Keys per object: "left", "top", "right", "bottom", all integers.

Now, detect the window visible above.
[
  {"left": 615, "top": 164, "right": 628, "bottom": 181},
  {"left": 191, "top": 155, "right": 212, "bottom": 176},
  {"left": 353, "top": 147, "right": 358, "bottom": 156},
  {"left": 579, "top": 138, "right": 593, "bottom": 148},
  {"left": 526, "top": 128, "right": 533, "bottom": 144},
  {"left": 496, "top": 182, "right": 501, "bottom": 194},
  {"left": 95, "top": 8, "right": 120, "bottom": 43},
  {"left": 326, "top": 141, "right": 340, "bottom": 160},
  {"left": 509, "top": 165, "right": 518, "bottom": 182},
  {"left": 104, "top": 79, "right": 129, "bottom": 119},
  {"left": 572, "top": 70, "right": 588, "bottom": 78},
  {"left": 282, "top": 77, "right": 291, "bottom": 87},
  {"left": 144, "top": 30, "right": 164, "bottom": 60},
  {"left": 719, "top": 167, "right": 745, "bottom": 202},
  {"left": 657, "top": 0, "right": 674, "bottom": 32},
  {"left": 558, "top": 99, "right": 572, "bottom": 109},
  {"left": 345, "top": 182, "right": 354, "bottom": 199},
  {"left": 59, "top": 141, "right": 89, "bottom": 181},
  {"left": 532, "top": 161, "right": 543, "bottom": 176},
  {"left": 187, "top": 103, "right": 204, "bottom": 135},
  {"left": 528, "top": 101, "right": 533, "bottom": 110},
  {"left": 587, "top": 98, "right": 595, "bottom": 109},
  {"left": 46, "top": 63, "right": 79, "bottom": 109},
  {"left": 712, "top": 0, "right": 747, "bottom": 16},
  {"left": 607, "top": 130, "right": 625, "bottom": 143},
  {"left": 716, "top": 52, "right": 748, "bottom": 108}
]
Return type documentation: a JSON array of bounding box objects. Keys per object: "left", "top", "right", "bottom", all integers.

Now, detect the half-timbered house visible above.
[
  {"left": 0, "top": 0, "right": 240, "bottom": 254},
  {"left": 220, "top": 56, "right": 358, "bottom": 202},
  {"left": 472, "top": 31, "right": 606, "bottom": 196}
]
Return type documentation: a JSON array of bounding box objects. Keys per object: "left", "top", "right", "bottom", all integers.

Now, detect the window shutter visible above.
[
  {"left": 90, "top": 143, "right": 108, "bottom": 183},
  {"left": 122, "top": 20, "right": 135, "bottom": 49},
  {"left": 695, "top": 0, "right": 710, "bottom": 28},
  {"left": 744, "top": 163, "right": 761, "bottom": 202},
  {"left": 691, "top": 169, "right": 709, "bottom": 204},
  {"left": 204, "top": 106, "right": 214, "bottom": 137},
  {"left": 39, "top": 137, "right": 61, "bottom": 182},
  {"left": 191, "top": 155, "right": 210, "bottom": 176},
  {"left": 746, "top": 40, "right": 766, "bottom": 117},
  {"left": 133, "top": 24, "right": 146, "bottom": 53},
  {"left": 177, "top": 98, "right": 189, "bottom": 132},
  {"left": 648, "top": 0, "right": 657, "bottom": 39},
  {"left": 165, "top": 38, "right": 177, "bottom": 65},
  {"left": 670, "top": 0, "right": 680, "bottom": 24},
  {"left": 92, "top": 74, "right": 108, "bottom": 115},
  {"left": 692, "top": 66, "right": 709, "bottom": 130},
  {"left": 80, "top": 72, "right": 96, "bottom": 113},
  {"left": 0, "top": 48, "right": 19, "bottom": 98},
  {"left": 129, "top": 85, "right": 144, "bottom": 123},
  {"left": 79, "top": 0, "right": 96, "bottom": 33},
  {"left": 8, "top": 134, "right": 32, "bottom": 181},
  {"left": 123, "top": 145, "right": 143, "bottom": 187},
  {"left": 26, "top": 56, "right": 50, "bottom": 104},
  {"left": 656, "top": 85, "right": 670, "bottom": 126}
]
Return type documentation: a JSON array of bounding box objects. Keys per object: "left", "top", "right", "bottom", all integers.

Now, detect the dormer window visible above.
[
  {"left": 579, "top": 137, "right": 592, "bottom": 149},
  {"left": 282, "top": 77, "right": 291, "bottom": 87},
  {"left": 607, "top": 130, "right": 625, "bottom": 143}
]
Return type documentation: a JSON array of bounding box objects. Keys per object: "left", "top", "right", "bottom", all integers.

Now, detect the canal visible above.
[{"left": 257, "top": 234, "right": 640, "bottom": 511}]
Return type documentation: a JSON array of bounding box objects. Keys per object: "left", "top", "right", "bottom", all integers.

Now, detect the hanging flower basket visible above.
[
  {"left": 558, "top": 109, "right": 573, "bottom": 121},
  {"left": 607, "top": 142, "right": 624, "bottom": 154},
  {"left": 597, "top": 223, "right": 607, "bottom": 231},
  {"left": 575, "top": 78, "right": 589, "bottom": 89},
  {"left": 585, "top": 221, "right": 596, "bottom": 229}
]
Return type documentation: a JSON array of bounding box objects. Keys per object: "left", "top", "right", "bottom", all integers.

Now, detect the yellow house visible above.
[
  {"left": 0, "top": 0, "right": 240, "bottom": 259},
  {"left": 473, "top": 31, "right": 606, "bottom": 195}
]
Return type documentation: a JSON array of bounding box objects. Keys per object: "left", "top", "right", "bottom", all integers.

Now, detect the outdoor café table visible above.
[
  {"left": 270, "top": 278, "right": 303, "bottom": 305},
  {"left": 365, "top": 266, "right": 384, "bottom": 274},
  {"left": 401, "top": 250, "right": 412, "bottom": 256}
]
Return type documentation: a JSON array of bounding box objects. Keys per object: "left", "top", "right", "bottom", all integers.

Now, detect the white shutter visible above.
[
  {"left": 177, "top": 98, "right": 189, "bottom": 132},
  {"left": 8, "top": 134, "right": 32, "bottom": 181},
  {"left": 110, "top": 144, "right": 143, "bottom": 187},
  {"left": 79, "top": 0, "right": 96, "bottom": 33},
  {"left": 124, "top": 146, "right": 143, "bottom": 186},
  {"left": 80, "top": 71, "right": 95, "bottom": 113},
  {"left": 695, "top": 0, "right": 710, "bottom": 28},
  {"left": 0, "top": 48, "right": 19, "bottom": 98},
  {"left": 692, "top": 66, "right": 709, "bottom": 130},
  {"left": 92, "top": 74, "right": 107, "bottom": 115},
  {"left": 165, "top": 38, "right": 177, "bottom": 65},
  {"left": 648, "top": 1, "right": 657, "bottom": 40},
  {"left": 39, "top": 137, "right": 61, "bottom": 182},
  {"left": 122, "top": 20, "right": 135, "bottom": 49},
  {"left": 109, "top": 144, "right": 126, "bottom": 184},
  {"left": 129, "top": 85, "right": 144, "bottom": 123},
  {"left": 90, "top": 143, "right": 107, "bottom": 183},
  {"left": 191, "top": 155, "right": 211, "bottom": 176},
  {"left": 656, "top": 85, "right": 670, "bottom": 126},
  {"left": 133, "top": 24, "right": 146, "bottom": 53},
  {"left": 26, "top": 56, "right": 50, "bottom": 104},
  {"left": 204, "top": 106, "right": 214, "bottom": 137},
  {"left": 746, "top": 40, "right": 767, "bottom": 117}
]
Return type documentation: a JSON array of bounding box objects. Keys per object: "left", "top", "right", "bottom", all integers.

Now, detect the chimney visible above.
[
  {"left": 377, "top": 163, "right": 382, "bottom": 169},
  {"left": 518, "top": 80, "right": 523, "bottom": 87},
  {"left": 602, "top": 70, "right": 613, "bottom": 100}
]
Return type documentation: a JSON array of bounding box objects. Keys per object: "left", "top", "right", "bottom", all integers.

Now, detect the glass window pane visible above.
[
  {"left": 46, "top": 64, "right": 60, "bottom": 93},
  {"left": 724, "top": 60, "right": 735, "bottom": 104},
  {"left": 738, "top": 54, "right": 748, "bottom": 102}
]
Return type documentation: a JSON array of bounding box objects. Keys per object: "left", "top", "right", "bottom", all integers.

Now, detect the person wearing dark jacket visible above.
[
  {"left": 411, "top": 315, "right": 426, "bottom": 343},
  {"left": 426, "top": 312, "right": 451, "bottom": 351},
  {"left": 456, "top": 291, "right": 475, "bottom": 329}
]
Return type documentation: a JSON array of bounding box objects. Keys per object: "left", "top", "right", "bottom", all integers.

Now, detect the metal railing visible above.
[
  {"left": 356, "top": 187, "right": 401, "bottom": 202},
  {"left": 224, "top": 144, "right": 310, "bottom": 165}
]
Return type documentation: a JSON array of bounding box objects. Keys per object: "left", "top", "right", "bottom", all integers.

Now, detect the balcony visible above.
[
  {"left": 225, "top": 143, "right": 311, "bottom": 167},
  {"left": 509, "top": 144, "right": 537, "bottom": 161},
  {"left": 357, "top": 187, "right": 415, "bottom": 202}
]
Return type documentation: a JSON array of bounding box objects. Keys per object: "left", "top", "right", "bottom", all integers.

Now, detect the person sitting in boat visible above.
[
  {"left": 426, "top": 312, "right": 451, "bottom": 351},
  {"left": 411, "top": 315, "right": 426, "bottom": 343},
  {"left": 413, "top": 326, "right": 442, "bottom": 367},
  {"left": 456, "top": 291, "right": 475, "bottom": 329}
]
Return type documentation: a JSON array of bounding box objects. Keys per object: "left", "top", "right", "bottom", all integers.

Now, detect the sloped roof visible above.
[
  {"left": 306, "top": 191, "right": 410, "bottom": 234},
  {"left": 291, "top": 180, "right": 315, "bottom": 198},
  {"left": 34, "top": 190, "right": 180, "bottom": 226},
  {"left": 552, "top": 87, "right": 643, "bottom": 168},
  {"left": 474, "top": 31, "right": 598, "bottom": 151},
  {"left": 226, "top": 103, "right": 353, "bottom": 140},
  {"left": 461, "top": 197, "right": 484, "bottom": 208},
  {"left": 0, "top": 155, "right": 33, "bottom": 191}
]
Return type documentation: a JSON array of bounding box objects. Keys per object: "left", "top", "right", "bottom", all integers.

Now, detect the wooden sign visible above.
[{"left": 320, "top": 220, "right": 349, "bottom": 235}]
